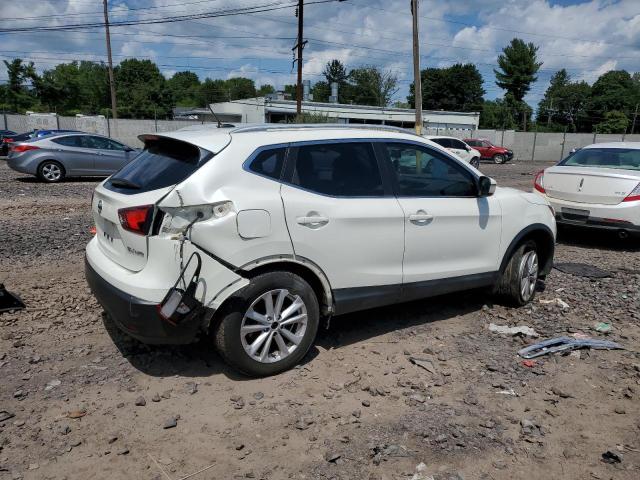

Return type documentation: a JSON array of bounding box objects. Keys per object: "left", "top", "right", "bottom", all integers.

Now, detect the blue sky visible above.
[{"left": 1, "top": 0, "right": 639, "bottom": 109}]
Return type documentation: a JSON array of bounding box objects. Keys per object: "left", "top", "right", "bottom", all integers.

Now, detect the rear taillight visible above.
[
  {"left": 3, "top": 138, "right": 14, "bottom": 143},
  {"left": 623, "top": 182, "right": 640, "bottom": 202},
  {"left": 10, "top": 144, "right": 39, "bottom": 153},
  {"left": 118, "top": 205, "right": 153, "bottom": 235},
  {"left": 534, "top": 170, "right": 545, "bottom": 193}
]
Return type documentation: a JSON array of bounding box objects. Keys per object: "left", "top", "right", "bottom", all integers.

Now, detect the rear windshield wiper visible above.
[{"left": 109, "top": 178, "right": 141, "bottom": 189}]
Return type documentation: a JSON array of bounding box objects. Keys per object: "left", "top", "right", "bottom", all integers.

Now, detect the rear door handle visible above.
[
  {"left": 409, "top": 211, "right": 433, "bottom": 225},
  {"left": 296, "top": 215, "right": 329, "bottom": 228}
]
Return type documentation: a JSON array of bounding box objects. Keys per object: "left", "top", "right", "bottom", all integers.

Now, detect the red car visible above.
[{"left": 464, "top": 138, "right": 514, "bottom": 164}]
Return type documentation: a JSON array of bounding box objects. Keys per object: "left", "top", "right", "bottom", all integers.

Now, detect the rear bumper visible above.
[
  {"left": 85, "top": 258, "right": 203, "bottom": 344},
  {"left": 538, "top": 193, "right": 640, "bottom": 232},
  {"left": 555, "top": 215, "right": 640, "bottom": 233}
]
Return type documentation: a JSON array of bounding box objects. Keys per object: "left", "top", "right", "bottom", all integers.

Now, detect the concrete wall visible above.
[
  {"left": 3, "top": 113, "right": 640, "bottom": 159},
  {"left": 1, "top": 114, "right": 202, "bottom": 147}
]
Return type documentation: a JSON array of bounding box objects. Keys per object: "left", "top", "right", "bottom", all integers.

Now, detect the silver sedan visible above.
[{"left": 7, "top": 133, "right": 139, "bottom": 182}]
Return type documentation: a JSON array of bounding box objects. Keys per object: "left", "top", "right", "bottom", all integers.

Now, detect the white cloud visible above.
[{"left": 1, "top": 0, "right": 639, "bottom": 106}]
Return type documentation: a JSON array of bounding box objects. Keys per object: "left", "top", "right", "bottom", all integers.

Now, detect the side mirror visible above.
[{"left": 478, "top": 176, "right": 496, "bottom": 197}]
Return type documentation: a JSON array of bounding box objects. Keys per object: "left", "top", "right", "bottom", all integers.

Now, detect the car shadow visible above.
[
  {"left": 317, "top": 290, "right": 484, "bottom": 350},
  {"left": 557, "top": 225, "right": 640, "bottom": 252},
  {"left": 102, "top": 290, "right": 486, "bottom": 381}
]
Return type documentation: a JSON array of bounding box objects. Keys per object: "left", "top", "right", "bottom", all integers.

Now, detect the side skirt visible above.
[{"left": 333, "top": 272, "right": 498, "bottom": 316}]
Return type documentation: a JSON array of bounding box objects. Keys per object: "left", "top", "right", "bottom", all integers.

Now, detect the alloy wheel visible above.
[
  {"left": 42, "top": 163, "right": 62, "bottom": 181},
  {"left": 519, "top": 250, "right": 538, "bottom": 301},
  {"left": 240, "top": 289, "right": 308, "bottom": 363}
]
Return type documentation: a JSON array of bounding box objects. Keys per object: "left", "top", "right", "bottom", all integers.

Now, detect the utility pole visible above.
[
  {"left": 103, "top": 0, "right": 117, "bottom": 120},
  {"left": 295, "top": 0, "right": 304, "bottom": 115},
  {"left": 411, "top": 0, "right": 422, "bottom": 135},
  {"left": 631, "top": 104, "right": 639, "bottom": 136}
]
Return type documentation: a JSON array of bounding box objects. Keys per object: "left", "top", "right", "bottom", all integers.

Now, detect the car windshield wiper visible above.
[{"left": 109, "top": 178, "right": 141, "bottom": 189}]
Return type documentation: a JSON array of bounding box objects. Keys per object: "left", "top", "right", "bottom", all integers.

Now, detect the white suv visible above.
[
  {"left": 85, "top": 124, "right": 556, "bottom": 376},
  {"left": 425, "top": 136, "right": 481, "bottom": 168}
]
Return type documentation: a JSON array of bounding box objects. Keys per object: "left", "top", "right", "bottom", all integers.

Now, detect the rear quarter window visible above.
[{"left": 105, "top": 137, "right": 212, "bottom": 194}]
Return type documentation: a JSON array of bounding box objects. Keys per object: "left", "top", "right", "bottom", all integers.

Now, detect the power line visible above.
[{"left": 0, "top": 0, "right": 343, "bottom": 34}]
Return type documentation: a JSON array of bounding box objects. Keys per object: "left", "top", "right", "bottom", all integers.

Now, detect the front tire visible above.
[
  {"left": 470, "top": 157, "right": 480, "bottom": 169},
  {"left": 38, "top": 160, "right": 65, "bottom": 183},
  {"left": 494, "top": 240, "right": 539, "bottom": 306},
  {"left": 493, "top": 154, "right": 505, "bottom": 164},
  {"left": 212, "top": 271, "right": 319, "bottom": 377}
]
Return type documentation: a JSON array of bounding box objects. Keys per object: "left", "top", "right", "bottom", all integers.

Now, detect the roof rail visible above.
[{"left": 229, "top": 123, "right": 420, "bottom": 136}]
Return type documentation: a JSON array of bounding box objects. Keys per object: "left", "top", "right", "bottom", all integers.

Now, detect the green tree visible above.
[
  {"left": 322, "top": 59, "right": 350, "bottom": 103},
  {"left": 114, "top": 59, "right": 172, "bottom": 118},
  {"left": 348, "top": 66, "right": 398, "bottom": 106},
  {"left": 595, "top": 110, "right": 629, "bottom": 133},
  {"left": 2, "top": 58, "right": 38, "bottom": 112},
  {"left": 408, "top": 63, "right": 484, "bottom": 111},
  {"left": 37, "top": 61, "right": 109, "bottom": 115},
  {"left": 257, "top": 84, "right": 275, "bottom": 97},
  {"left": 283, "top": 84, "right": 297, "bottom": 100},
  {"left": 310, "top": 80, "right": 330, "bottom": 102},
  {"left": 199, "top": 78, "right": 228, "bottom": 105},
  {"left": 480, "top": 99, "right": 514, "bottom": 129},
  {"left": 588, "top": 70, "right": 638, "bottom": 126},
  {"left": 494, "top": 38, "right": 542, "bottom": 102},
  {"left": 536, "top": 69, "right": 591, "bottom": 132},
  {"left": 225, "top": 77, "right": 256, "bottom": 100},
  {"left": 167, "top": 71, "right": 201, "bottom": 107}
]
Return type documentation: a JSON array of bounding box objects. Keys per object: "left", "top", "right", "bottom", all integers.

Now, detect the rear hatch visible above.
[{"left": 92, "top": 134, "right": 223, "bottom": 272}]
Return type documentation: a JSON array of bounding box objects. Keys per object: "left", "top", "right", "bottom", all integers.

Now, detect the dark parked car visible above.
[
  {"left": 7, "top": 133, "right": 140, "bottom": 182},
  {"left": 464, "top": 138, "right": 514, "bottom": 164},
  {"left": 0, "top": 129, "right": 16, "bottom": 140},
  {"left": 1, "top": 131, "right": 34, "bottom": 156}
]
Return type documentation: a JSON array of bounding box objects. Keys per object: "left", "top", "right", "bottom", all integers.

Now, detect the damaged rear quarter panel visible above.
[{"left": 157, "top": 138, "right": 295, "bottom": 268}]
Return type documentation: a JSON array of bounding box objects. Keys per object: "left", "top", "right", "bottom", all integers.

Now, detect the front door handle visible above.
[
  {"left": 409, "top": 210, "right": 433, "bottom": 225},
  {"left": 296, "top": 215, "right": 329, "bottom": 228}
]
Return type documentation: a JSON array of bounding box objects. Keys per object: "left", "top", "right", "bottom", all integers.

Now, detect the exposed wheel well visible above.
[
  {"left": 500, "top": 225, "right": 555, "bottom": 276},
  {"left": 242, "top": 261, "right": 332, "bottom": 316}
]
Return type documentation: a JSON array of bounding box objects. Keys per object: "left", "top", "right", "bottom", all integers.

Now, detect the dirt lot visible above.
[{"left": 1, "top": 159, "right": 639, "bottom": 480}]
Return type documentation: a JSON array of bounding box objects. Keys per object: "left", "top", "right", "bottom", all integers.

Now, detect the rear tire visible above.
[
  {"left": 38, "top": 160, "right": 65, "bottom": 183},
  {"left": 212, "top": 271, "right": 319, "bottom": 377},
  {"left": 494, "top": 240, "right": 539, "bottom": 306},
  {"left": 493, "top": 154, "right": 506, "bottom": 164}
]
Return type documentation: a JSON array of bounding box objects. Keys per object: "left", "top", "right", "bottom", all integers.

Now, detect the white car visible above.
[
  {"left": 425, "top": 136, "right": 481, "bottom": 168},
  {"left": 85, "top": 124, "right": 556, "bottom": 376},
  {"left": 533, "top": 143, "right": 640, "bottom": 239}
]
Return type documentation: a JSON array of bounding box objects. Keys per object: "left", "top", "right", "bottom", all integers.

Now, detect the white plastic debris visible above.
[
  {"left": 488, "top": 323, "right": 539, "bottom": 337},
  {"left": 411, "top": 462, "right": 435, "bottom": 480},
  {"left": 539, "top": 297, "right": 570, "bottom": 309}
]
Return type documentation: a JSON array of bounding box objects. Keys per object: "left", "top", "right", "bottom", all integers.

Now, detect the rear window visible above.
[
  {"left": 560, "top": 148, "right": 640, "bottom": 171},
  {"left": 105, "top": 137, "right": 211, "bottom": 194}
]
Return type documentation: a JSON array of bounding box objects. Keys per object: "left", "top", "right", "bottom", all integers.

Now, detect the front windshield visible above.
[{"left": 560, "top": 147, "right": 640, "bottom": 171}]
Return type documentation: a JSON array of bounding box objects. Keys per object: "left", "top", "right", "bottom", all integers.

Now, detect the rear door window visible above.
[
  {"left": 51, "top": 136, "right": 83, "bottom": 148},
  {"left": 105, "top": 137, "right": 211, "bottom": 194},
  {"left": 290, "top": 142, "right": 384, "bottom": 197}
]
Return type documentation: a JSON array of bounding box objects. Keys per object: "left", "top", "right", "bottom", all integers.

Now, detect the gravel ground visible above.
[{"left": 1, "top": 158, "right": 639, "bottom": 480}]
